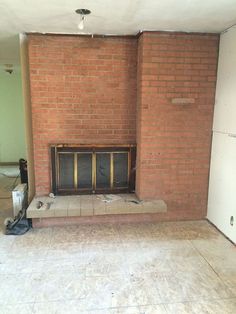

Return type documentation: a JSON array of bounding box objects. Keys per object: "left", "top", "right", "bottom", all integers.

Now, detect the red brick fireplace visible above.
[{"left": 28, "top": 31, "right": 219, "bottom": 221}]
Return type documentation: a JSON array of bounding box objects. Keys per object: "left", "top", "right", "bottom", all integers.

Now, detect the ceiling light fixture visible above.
[{"left": 75, "top": 9, "right": 91, "bottom": 30}]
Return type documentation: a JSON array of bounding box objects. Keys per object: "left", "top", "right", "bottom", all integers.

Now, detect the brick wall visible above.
[
  {"left": 28, "top": 32, "right": 219, "bottom": 220},
  {"left": 28, "top": 35, "right": 137, "bottom": 195},
  {"left": 136, "top": 32, "right": 219, "bottom": 217}
]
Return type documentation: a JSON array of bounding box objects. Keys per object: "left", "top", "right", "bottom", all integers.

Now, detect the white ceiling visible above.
[{"left": 1, "top": 0, "right": 236, "bottom": 64}]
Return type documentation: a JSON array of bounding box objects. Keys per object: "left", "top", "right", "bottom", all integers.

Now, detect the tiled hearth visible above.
[{"left": 27, "top": 194, "right": 167, "bottom": 219}]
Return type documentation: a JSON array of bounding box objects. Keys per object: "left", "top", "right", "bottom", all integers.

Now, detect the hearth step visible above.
[{"left": 27, "top": 194, "right": 167, "bottom": 219}]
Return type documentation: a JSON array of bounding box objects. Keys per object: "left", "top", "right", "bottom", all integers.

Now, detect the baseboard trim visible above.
[{"left": 0, "top": 162, "right": 19, "bottom": 166}]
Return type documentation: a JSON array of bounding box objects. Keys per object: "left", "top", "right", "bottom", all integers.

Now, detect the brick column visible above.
[{"left": 136, "top": 32, "right": 219, "bottom": 216}]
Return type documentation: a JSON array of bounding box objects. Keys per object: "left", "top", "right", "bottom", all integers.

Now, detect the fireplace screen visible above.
[{"left": 51, "top": 145, "right": 136, "bottom": 194}]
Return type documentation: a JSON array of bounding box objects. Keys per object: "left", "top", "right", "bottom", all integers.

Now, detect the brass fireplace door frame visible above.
[{"left": 50, "top": 145, "right": 136, "bottom": 195}]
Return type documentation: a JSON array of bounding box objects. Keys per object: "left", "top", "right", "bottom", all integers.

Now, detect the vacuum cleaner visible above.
[
  {"left": 4, "top": 207, "right": 31, "bottom": 235},
  {"left": 3, "top": 159, "right": 31, "bottom": 235}
]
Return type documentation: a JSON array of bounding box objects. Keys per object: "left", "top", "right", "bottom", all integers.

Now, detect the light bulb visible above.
[{"left": 78, "top": 16, "right": 84, "bottom": 30}]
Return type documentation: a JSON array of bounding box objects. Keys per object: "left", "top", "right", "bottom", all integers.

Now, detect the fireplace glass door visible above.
[
  {"left": 96, "top": 153, "right": 111, "bottom": 189},
  {"left": 51, "top": 146, "right": 135, "bottom": 195},
  {"left": 59, "top": 153, "right": 74, "bottom": 189},
  {"left": 77, "top": 153, "right": 93, "bottom": 189},
  {"left": 113, "top": 152, "right": 128, "bottom": 188}
]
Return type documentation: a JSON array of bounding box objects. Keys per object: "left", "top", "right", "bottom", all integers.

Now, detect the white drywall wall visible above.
[
  {"left": 213, "top": 26, "right": 236, "bottom": 134},
  {"left": 207, "top": 26, "right": 236, "bottom": 244}
]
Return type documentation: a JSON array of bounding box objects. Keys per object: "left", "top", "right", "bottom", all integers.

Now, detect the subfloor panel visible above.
[{"left": 0, "top": 220, "right": 236, "bottom": 313}]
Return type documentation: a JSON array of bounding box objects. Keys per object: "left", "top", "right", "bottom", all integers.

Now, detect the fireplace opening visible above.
[{"left": 51, "top": 145, "right": 136, "bottom": 195}]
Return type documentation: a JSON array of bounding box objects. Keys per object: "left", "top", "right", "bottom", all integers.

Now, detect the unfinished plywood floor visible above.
[
  {"left": 27, "top": 194, "right": 167, "bottom": 219},
  {"left": 0, "top": 220, "right": 236, "bottom": 313}
]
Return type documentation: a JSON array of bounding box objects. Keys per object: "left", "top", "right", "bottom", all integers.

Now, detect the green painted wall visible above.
[{"left": 0, "top": 68, "right": 26, "bottom": 162}]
